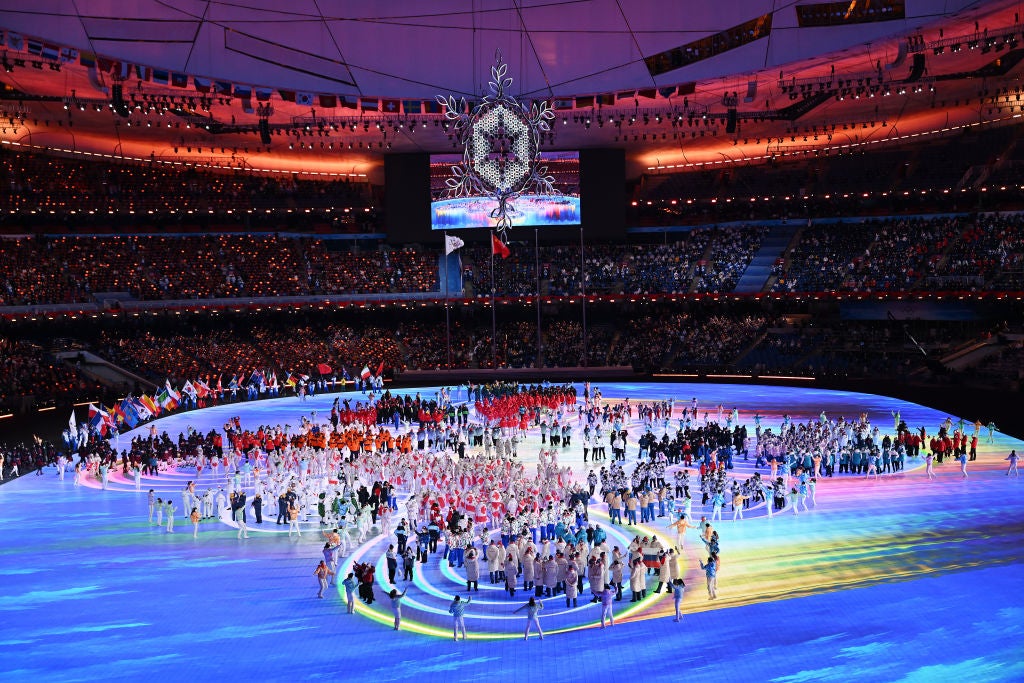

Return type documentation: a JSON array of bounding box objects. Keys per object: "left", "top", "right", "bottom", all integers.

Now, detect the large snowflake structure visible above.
[{"left": 437, "top": 51, "right": 557, "bottom": 238}]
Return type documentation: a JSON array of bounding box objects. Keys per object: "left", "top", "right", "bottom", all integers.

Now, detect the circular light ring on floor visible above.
[{"left": 337, "top": 508, "right": 673, "bottom": 638}]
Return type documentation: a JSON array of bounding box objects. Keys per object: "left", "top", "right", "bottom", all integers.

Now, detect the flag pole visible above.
[
  {"left": 444, "top": 233, "right": 452, "bottom": 369},
  {"left": 581, "top": 224, "right": 587, "bottom": 367},
  {"left": 490, "top": 230, "right": 497, "bottom": 370},
  {"left": 535, "top": 226, "right": 542, "bottom": 368}
]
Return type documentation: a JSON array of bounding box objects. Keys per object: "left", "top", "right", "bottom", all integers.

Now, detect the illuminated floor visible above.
[{"left": 1, "top": 383, "right": 1022, "bottom": 682}]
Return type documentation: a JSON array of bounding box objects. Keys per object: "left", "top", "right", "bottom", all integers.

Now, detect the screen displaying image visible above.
[{"left": 430, "top": 151, "right": 581, "bottom": 230}]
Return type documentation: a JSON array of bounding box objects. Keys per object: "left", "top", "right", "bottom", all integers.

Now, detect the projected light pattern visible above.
[{"left": 1, "top": 382, "right": 1022, "bottom": 683}]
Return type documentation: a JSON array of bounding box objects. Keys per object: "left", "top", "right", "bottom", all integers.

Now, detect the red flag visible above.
[
  {"left": 317, "top": 363, "right": 332, "bottom": 375},
  {"left": 491, "top": 233, "right": 511, "bottom": 259},
  {"left": 376, "top": 360, "right": 385, "bottom": 377}
]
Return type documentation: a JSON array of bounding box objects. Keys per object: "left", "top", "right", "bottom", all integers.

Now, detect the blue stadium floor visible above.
[{"left": 1, "top": 382, "right": 1022, "bottom": 683}]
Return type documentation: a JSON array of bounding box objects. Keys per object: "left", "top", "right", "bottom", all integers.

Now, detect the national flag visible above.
[
  {"left": 402, "top": 100, "right": 421, "bottom": 114},
  {"left": 171, "top": 72, "right": 188, "bottom": 88},
  {"left": 248, "top": 369, "right": 265, "bottom": 388},
  {"left": 26, "top": 38, "right": 42, "bottom": 55},
  {"left": 59, "top": 47, "right": 78, "bottom": 64},
  {"left": 678, "top": 81, "right": 697, "bottom": 96},
  {"left": 376, "top": 360, "right": 385, "bottom": 377},
  {"left": 165, "top": 380, "right": 181, "bottom": 404},
  {"left": 382, "top": 99, "right": 400, "bottom": 114},
  {"left": 360, "top": 98, "right": 379, "bottom": 112},
  {"left": 233, "top": 85, "right": 252, "bottom": 100},
  {"left": 213, "top": 81, "right": 232, "bottom": 94},
  {"left": 317, "top": 363, "right": 332, "bottom": 375},
  {"left": 88, "top": 403, "right": 110, "bottom": 436},
  {"left": 193, "top": 380, "right": 210, "bottom": 399},
  {"left": 79, "top": 52, "right": 96, "bottom": 68},
  {"left": 284, "top": 372, "right": 296, "bottom": 387},
  {"left": 278, "top": 90, "right": 296, "bottom": 102},
  {"left": 637, "top": 88, "right": 658, "bottom": 100},
  {"left": 616, "top": 90, "right": 635, "bottom": 101},
  {"left": 132, "top": 395, "right": 153, "bottom": 420},
  {"left": 216, "top": 376, "right": 223, "bottom": 394},
  {"left": 658, "top": 86, "right": 678, "bottom": 98},
  {"left": 255, "top": 88, "right": 274, "bottom": 101},
  {"left": 181, "top": 380, "right": 198, "bottom": 400},
  {"left": 445, "top": 234, "right": 465, "bottom": 255},
  {"left": 152, "top": 69, "right": 169, "bottom": 85},
  {"left": 134, "top": 64, "right": 151, "bottom": 81},
  {"left": 491, "top": 233, "right": 511, "bottom": 259},
  {"left": 319, "top": 94, "right": 338, "bottom": 108},
  {"left": 597, "top": 93, "right": 616, "bottom": 106},
  {"left": 69, "top": 409, "right": 77, "bottom": 433},
  {"left": 96, "top": 57, "right": 117, "bottom": 73},
  {"left": 342, "top": 367, "right": 351, "bottom": 381},
  {"left": 360, "top": 366, "right": 371, "bottom": 380},
  {"left": 193, "top": 77, "right": 212, "bottom": 93},
  {"left": 423, "top": 100, "right": 443, "bottom": 114},
  {"left": 339, "top": 96, "right": 357, "bottom": 109},
  {"left": 296, "top": 92, "right": 315, "bottom": 106},
  {"left": 139, "top": 394, "right": 159, "bottom": 417},
  {"left": 102, "top": 404, "right": 117, "bottom": 430},
  {"left": 156, "top": 388, "right": 178, "bottom": 411},
  {"left": 120, "top": 398, "right": 141, "bottom": 428},
  {"left": 112, "top": 401, "right": 126, "bottom": 424},
  {"left": 575, "top": 95, "right": 595, "bottom": 109},
  {"left": 552, "top": 98, "right": 575, "bottom": 110},
  {"left": 228, "top": 375, "right": 239, "bottom": 390}
]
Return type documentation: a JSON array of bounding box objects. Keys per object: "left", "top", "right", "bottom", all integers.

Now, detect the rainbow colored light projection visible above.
[{"left": 0, "top": 382, "right": 1021, "bottom": 683}]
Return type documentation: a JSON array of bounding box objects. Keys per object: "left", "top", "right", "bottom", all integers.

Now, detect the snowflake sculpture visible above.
[{"left": 436, "top": 50, "right": 557, "bottom": 239}]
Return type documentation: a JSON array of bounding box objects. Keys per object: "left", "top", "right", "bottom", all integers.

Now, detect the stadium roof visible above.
[{"left": 0, "top": 0, "right": 1021, "bottom": 180}]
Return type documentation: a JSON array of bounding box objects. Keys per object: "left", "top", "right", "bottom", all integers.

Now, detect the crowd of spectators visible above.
[
  {"left": 1, "top": 214, "right": 1022, "bottom": 308},
  {"left": 739, "top": 319, "right": 1000, "bottom": 379},
  {"left": 924, "top": 215, "right": 1024, "bottom": 291},
  {"left": 97, "top": 322, "right": 402, "bottom": 385},
  {"left": 671, "top": 314, "right": 770, "bottom": 369},
  {"left": 0, "top": 151, "right": 372, "bottom": 217},
  {"left": 771, "top": 221, "right": 880, "bottom": 292},
  {"left": 0, "top": 336, "right": 104, "bottom": 412},
  {"left": 692, "top": 227, "right": 766, "bottom": 292},
  {"left": 0, "top": 236, "right": 438, "bottom": 305},
  {"left": 306, "top": 246, "right": 437, "bottom": 295},
  {"left": 607, "top": 312, "right": 690, "bottom": 371},
  {"left": 461, "top": 227, "right": 762, "bottom": 298},
  {"left": 769, "top": 215, "right": 1024, "bottom": 293},
  {"left": 770, "top": 216, "right": 1024, "bottom": 294}
]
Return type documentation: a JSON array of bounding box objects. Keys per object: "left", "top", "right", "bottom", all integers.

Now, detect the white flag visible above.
[
  {"left": 69, "top": 409, "right": 77, "bottom": 433},
  {"left": 445, "top": 234, "right": 465, "bottom": 255}
]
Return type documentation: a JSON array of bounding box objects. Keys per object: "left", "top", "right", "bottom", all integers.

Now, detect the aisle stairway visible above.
[
  {"left": 54, "top": 349, "right": 157, "bottom": 393},
  {"left": 733, "top": 224, "right": 799, "bottom": 293}
]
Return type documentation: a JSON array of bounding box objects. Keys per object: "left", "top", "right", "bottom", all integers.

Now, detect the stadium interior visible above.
[{"left": 1, "top": 2, "right": 1023, "bottom": 680}]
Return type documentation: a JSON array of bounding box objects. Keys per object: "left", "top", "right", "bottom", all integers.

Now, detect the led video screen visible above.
[{"left": 430, "top": 151, "right": 581, "bottom": 229}]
